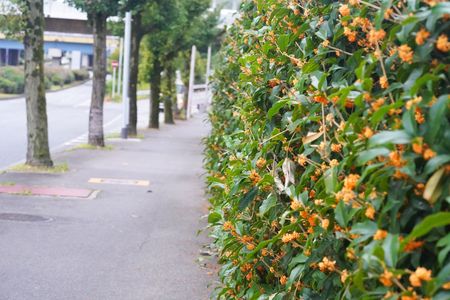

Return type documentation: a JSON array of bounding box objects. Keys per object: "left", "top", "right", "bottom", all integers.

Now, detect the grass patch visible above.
[
  {"left": 8, "top": 163, "right": 69, "bottom": 174},
  {"left": 106, "top": 132, "right": 145, "bottom": 139},
  {"left": 0, "top": 93, "right": 20, "bottom": 99},
  {"left": 69, "top": 143, "right": 114, "bottom": 151}
]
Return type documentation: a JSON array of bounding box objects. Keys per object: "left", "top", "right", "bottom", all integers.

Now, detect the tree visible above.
[
  {"left": 124, "top": 0, "right": 154, "bottom": 136},
  {"left": 109, "top": 0, "right": 155, "bottom": 135},
  {"left": 67, "top": 0, "right": 119, "bottom": 147},
  {"left": 143, "top": 0, "right": 218, "bottom": 128},
  {"left": 22, "top": 0, "right": 53, "bottom": 166}
]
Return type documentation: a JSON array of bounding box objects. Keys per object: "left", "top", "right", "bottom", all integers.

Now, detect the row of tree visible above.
[{"left": 13, "top": 0, "right": 218, "bottom": 167}]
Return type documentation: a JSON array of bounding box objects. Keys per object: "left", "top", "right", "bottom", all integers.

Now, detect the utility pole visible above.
[
  {"left": 206, "top": 45, "right": 212, "bottom": 86},
  {"left": 121, "top": 12, "right": 132, "bottom": 138},
  {"left": 112, "top": 66, "right": 116, "bottom": 99},
  {"left": 117, "top": 37, "right": 124, "bottom": 96},
  {"left": 187, "top": 45, "right": 196, "bottom": 120},
  {"left": 206, "top": 46, "right": 212, "bottom": 104}
]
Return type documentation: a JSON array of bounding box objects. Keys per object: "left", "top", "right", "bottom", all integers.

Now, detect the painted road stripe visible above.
[{"left": 88, "top": 178, "right": 150, "bottom": 187}]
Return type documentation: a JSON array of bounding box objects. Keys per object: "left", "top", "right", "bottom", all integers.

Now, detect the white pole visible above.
[
  {"left": 211, "top": 0, "right": 216, "bottom": 10},
  {"left": 187, "top": 45, "right": 196, "bottom": 120},
  {"left": 112, "top": 66, "right": 116, "bottom": 99},
  {"left": 232, "top": 0, "right": 238, "bottom": 10},
  {"left": 121, "top": 12, "right": 132, "bottom": 138},
  {"left": 206, "top": 45, "right": 212, "bottom": 86},
  {"left": 117, "top": 37, "right": 124, "bottom": 96},
  {"left": 206, "top": 45, "right": 212, "bottom": 105}
]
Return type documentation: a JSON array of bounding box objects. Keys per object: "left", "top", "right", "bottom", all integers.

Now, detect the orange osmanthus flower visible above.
[
  {"left": 379, "top": 269, "right": 394, "bottom": 287},
  {"left": 367, "top": 29, "right": 386, "bottom": 45},
  {"left": 409, "top": 267, "right": 432, "bottom": 287},
  {"left": 436, "top": 34, "right": 450, "bottom": 52},
  {"left": 415, "top": 28, "right": 430, "bottom": 45},
  {"left": 318, "top": 257, "right": 336, "bottom": 272},
  {"left": 339, "top": 4, "right": 350, "bottom": 17},
  {"left": 398, "top": 45, "right": 414, "bottom": 63},
  {"left": 374, "top": 229, "right": 388, "bottom": 240},
  {"left": 380, "top": 76, "right": 389, "bottom": 88}
]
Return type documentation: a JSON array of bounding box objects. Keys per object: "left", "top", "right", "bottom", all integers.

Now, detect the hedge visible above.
[
  {"left": 205, "top": 1, "right": 450, "bottom": 299},
  {"left": 0, "top": 66, "right": 89, "bottom": 94}
]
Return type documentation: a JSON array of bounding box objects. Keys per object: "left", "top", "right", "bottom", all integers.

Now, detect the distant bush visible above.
[
  {"left": 73, "top": 69, "right": 90, "bottom": 81},
  {"left": 0, "top": 67, "right": 25, "bottom": 94},
  {"left": 0, "top": 66, "right": 89, "bottom": 95}
]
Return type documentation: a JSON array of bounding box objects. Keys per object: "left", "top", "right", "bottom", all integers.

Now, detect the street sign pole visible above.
[
  {"left": 117, "top": 37, "right": 124, "bottom": 96},
  {"left": 206, "top": 45, "right": 212, "bottom": 86},
  {"left": 121, "top": 12, "right": 132, "bottom": 139},
  {"left": 112, "top": 66, "right": 116, "bottom": 99},
  {"left": 187, "top": 45, "right": 196, "bottom": 120}
]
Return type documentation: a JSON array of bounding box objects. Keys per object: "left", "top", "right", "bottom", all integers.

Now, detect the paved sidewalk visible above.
[{"left": 0, "top": 116, "right": 214, "bottom": 300}]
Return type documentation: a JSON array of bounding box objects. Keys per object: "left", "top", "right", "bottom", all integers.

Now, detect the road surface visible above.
[{"left": 0, "top": 81, "right": 149, "bottom": 169}]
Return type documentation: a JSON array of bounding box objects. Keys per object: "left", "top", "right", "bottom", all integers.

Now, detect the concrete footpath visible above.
[{"left": 0, "top": 115, "right": 215, "bottom": 300}]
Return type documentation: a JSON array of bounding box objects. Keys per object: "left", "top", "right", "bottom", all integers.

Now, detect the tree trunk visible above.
[
  {"left": 164, "top": 64, "right": 175, "bottom": 124},
  {"left": 24, "top": 0, "right": 53, "bottom": 167},
  {"left": 149, "top": 56, "right": 162, "bottom": 129},
  {"left": 88, "top": 12, "right": 107, "bottom": 147},
  {"left": 128, "top": 12, "right": 142, "bottom": 136}
]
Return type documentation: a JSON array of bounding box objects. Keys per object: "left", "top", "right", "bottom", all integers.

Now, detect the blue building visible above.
[{"left": 0, "top": 0, "right": 118, "bottom": 69}]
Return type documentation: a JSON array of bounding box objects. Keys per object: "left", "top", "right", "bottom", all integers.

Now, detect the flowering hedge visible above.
[{"left": 205, "top": 0, "right": 450, "bottom": 299}]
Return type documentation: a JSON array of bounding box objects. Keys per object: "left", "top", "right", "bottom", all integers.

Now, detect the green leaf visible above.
[
  {"left": 208, "top": 212, "right": 222, "bottom": 223},
  {"left": 403, "top": 67, "right": 423, "bottom": 91},
  {"left": 267, "top": 100, "right": 289, "bottom": 119},
  {"left": 277, "top": 34, "right": 290, "bottom": 52},
  {"left": 238, "top": 187, "right": 258, "bottom": 211},
  {"left": 424, "top": 155, "right": 450, "bottom": 175},
  {"left": 324, "top": 167, "right": 337, "bottom": 194},
  {"left": 302, "top": 60, "right": 319, "bottom": 74},
  {"left": 382, "top": 234, "right": 400, "bottom": 267},
  {"left": 402, "top": 107, "right": 417, "bottom": 135},
  {"left": 259, "top": 194, "right": 277, "bottom": 216},
  {"left": 403, "top": 212, "right": 450, "bottom": 244},
  {"left": 427, "top": 95, "right": 449, "bottom": 143},
  {"left": 369, "top": 130, "right": 412, "bottom": 146},
  {"left": 410, "top": 73, "right": 440, "bottom": 96},
  {"left": 351, "top": 221, "right": 378, "bottom": 242},
  {"left": 335, "top": 201, "right": 355, "bottom": 227},
  {"left": 357, "top": 147, "right": 390, "bottom": 165},
  {"left": 426, "top": 3, "right": 450, "bottom": 30}
]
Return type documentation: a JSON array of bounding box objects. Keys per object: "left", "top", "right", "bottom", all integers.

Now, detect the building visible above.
[{"left": 0, "top": 0, "right": 119, "bottom": 69}]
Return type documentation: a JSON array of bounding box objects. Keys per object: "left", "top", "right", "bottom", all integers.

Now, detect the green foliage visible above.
[
  {"left": 205, "top": 0, "right": 450, "bottom": 299},
  {"left": 0, "top": 67, "right": 24, "bottom": 94},
  {"left": 0, "top": 66, "right": 88, "bottom": 94}
]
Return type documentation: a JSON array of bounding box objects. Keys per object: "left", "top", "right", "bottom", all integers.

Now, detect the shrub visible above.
[
  {"left": 0, "top": 66, "right": 25, "bottom": 94},
  {"left": 206, "top": 1, "right": 450, "bottom": 299},
  {"left": 50, "top": 73, "right": 64, "bottom": 87},
  {"left": 73, "top": 69, "right": 90, "bottom": 81}
]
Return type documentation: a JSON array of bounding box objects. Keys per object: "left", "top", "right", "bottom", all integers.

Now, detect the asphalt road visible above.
[{"left": 0, "top": 81, "right": 149, "bottom": 169}]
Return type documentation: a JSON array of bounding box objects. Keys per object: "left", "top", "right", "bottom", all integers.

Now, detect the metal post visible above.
[
  {"left": 232, "top": 0, "right": 238, "bottom": 10},
  {"left": 117, "top": 37, "right": 124, "bottom": 96},
  {"left": 206, "top": 45, "right": 212, "bottom": 86},
  {"left": 206, "top": 45, "right": 212, "bottom": 104},
  {"left": 187, "top": 45, "right": 196, "bottom": 120},
  {"left": 112, "top": 66, "right": 116, "bottom": 99},
  {"left": 121, "top": 12, "right": 132, "bottom": 139}
]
